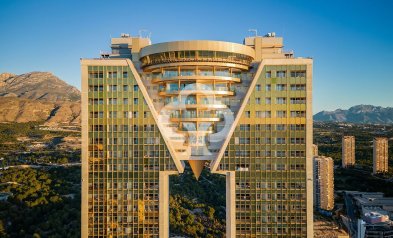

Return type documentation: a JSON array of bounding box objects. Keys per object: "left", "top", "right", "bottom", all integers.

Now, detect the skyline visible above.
[{"left": 0, "top": 0, "right": 392, "bottom": 112}]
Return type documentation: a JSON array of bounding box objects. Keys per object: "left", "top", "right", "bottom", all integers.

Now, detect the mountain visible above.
[
  {"left": 0, "top": 72, "right": 80, "bottom": 101},
  {"left": 314, "top": 105, "right": 393, "bottom": 124},
  {"left": 0, "top": 72, "right": 81, "bottom": 126}
]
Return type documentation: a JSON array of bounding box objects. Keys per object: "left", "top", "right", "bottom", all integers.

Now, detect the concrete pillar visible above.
[
  {"left": 226, "top": 171, "right": 236, "bottom": 238},
  {"left": 159, "top": 171, "right": 177, "bottom": 238}
]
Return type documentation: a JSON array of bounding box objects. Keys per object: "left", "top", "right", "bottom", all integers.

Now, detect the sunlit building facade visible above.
[
  {"left": 342, "top": 136, "right": 355, "bottom": 168},
  {"left": 313, "top": 156, "right": 334, "bottom": 211},
  {"left": 81, "top": 32, "right": 313, "bottom": 237},
  {"left": 373, "top": 137, "right": 388, "bottom": 174}
]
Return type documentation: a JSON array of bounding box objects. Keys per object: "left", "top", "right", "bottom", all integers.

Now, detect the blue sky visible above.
[{"left": 0, "top": 0, "right": 392, "bottom": 112}]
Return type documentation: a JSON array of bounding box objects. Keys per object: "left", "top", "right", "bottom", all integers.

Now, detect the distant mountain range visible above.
[
  {"left": 0, "top": 72, "right": 80, "bottom": 126},
  {"left": 314, "top": 105, "right": 393, "bottom": 124}
]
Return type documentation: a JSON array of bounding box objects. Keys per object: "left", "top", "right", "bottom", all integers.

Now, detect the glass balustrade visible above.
[
  {"left": 180, "top": 70, "right": 195, "bottom": 76},
  {"left": 153, "top": 70, "right": 243, "bottom": 78}
]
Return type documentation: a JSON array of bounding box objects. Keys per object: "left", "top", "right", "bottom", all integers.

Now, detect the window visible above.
[
  {"left": 133, "top": 98, "right": 139, "bottom": 104},
  {"left": 277, "top": 71, "right": 286, "bottom": 78},
  {"left": 256, "top": 84, "right": 261, "bottom": 91},
  {"left": 88, "top": 71, "right": 103, "bottom": 79},
  {"left": 290, "top": 151, "right": 305, "bottom": 157},
  {"left": 144, "top": 111, "right": 151, "bottom": 118},
  {"left": 291, "top": 111, "right": 306, "bottom": 118},
  {"left": 276, "top": 97, "right": 286, "bottom": 104},
  {"left": 123, "top": 125, "right": 129, "bottom": 131},
  {"left": 89, "top": 99, "right": 103, "bottom": 105},
  {"left": 276, "top": 151, "right": 286, "bottom": 157},
  {"left": 109, "top": 111, "right": 117, "bottom": 118},
  {"left": 290, "top": 97, "right": 306, "bottom": 104},
  {"left": 89, "top": 85, "right": 104, "bottom": 92},
  {"left": 265, "top": 84, "right": 271, "bottom": 91},
  {"left": 291, "top": 138, "right": 305, "bottom": 144},
  {"left": 276, "top": 124, "right": 286, "bottom": 130},
  {"left": 265, "top": 97, "right": 271, "bottom": 104},
  {"left": 108, "top": 85, "right": 117, "bottom": 91},
  {"left": 89, "top": 111, "right": 103, "bottom": 118},
  {"left": 123, "top": 85, "right": 129, "bottom": 91},
  {"left": 276, "top": 138, "right": 286, "bottom": 144},
  {"left": 108, "top": 71, "right": 117, "bottom": 78},
  {"left": 108, "top": 98, "right": 117, "bottom": 105},
  {"left": 290, "top": 70, "right": 306, "bottom": 77},
  {"left": 123, "top": 98, "right": 128, "bottom": 104},
  {"left": 256, "top": 111, "right": 271, "bottom": 118},
  {"left": 290, "top": 124, "right": 305, "bottom": 130},
  {"left": 239, "top": 138, "right": 250, "bottom": 144},
  {"left": 256, "top": 137, "right": 261, "bottom": 144},
  {"left": 276, "top": 84, "right": 286, "bottom": 91},
  {"left": 132, "top": 111, "right": 138, "bottom": 118},
  {"left": 255, "top": 97, "right": 261, "bottom": 104},
  {"left": 265, "top": 71, "right": 271, "bottom": 78},
  {"left": 290, "top": 84, "right": 306, "bottom": 91},
  {"left": 123, "top": 71, "right": 128, "bottom": 78},
  {"left": 276, "top": 111, "right": 287, "bottom": 118},
  {"left": 133, "top": 85, "right": 139, "bottom": 92},
  {"left": 245, "top": 111, "right": 251, "bottom": 118},
  {"left": 240, "top": 124, "right": 250, "bottom": 131},
  {"left": 123, "top": 111, "right": 129, "bottom": 118}
]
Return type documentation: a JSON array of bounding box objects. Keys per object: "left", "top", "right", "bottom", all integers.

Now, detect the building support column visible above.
[
  {"left": 226, "top": 171, "right": 236, "bottom": 238},
  {"left": 159, "top": 171, "right": 177, "bottom": 238}
]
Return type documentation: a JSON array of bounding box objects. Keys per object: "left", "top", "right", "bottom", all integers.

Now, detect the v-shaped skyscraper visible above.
[{"left": 81, "top": 32, "right": 313, "bottom": 237}]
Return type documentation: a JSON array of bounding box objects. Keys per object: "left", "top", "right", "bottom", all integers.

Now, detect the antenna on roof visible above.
[
  {"left": 248, "top": 29, "right": 258, "bottom": 37},
  {"left": 139, "top": 29, "right": 151, "bottom": 39}
]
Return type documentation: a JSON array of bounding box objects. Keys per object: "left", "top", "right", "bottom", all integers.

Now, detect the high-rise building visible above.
[
  {"left": 342, "top": 136, "right": 355, "bottom": 168},
  {"left": 373, "top": 137, "right": 388, "bottom": 174},
  {"left": 313, "top": 156, "right": 334, "bottom": 211},
  {"left": 81, "top": 32, "right": 313, "bottom": 237},
  {"left": 312, "top": 144, "right": 318, "bottom": 157}
]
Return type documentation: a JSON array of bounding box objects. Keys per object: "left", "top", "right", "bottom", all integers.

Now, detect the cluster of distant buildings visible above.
[
  {"left": 342, "top": 136, "right": 389, "bottom": 174},
  {"left": 313, "top": 136, "right": 390, "bottom": 210},
  {"left": 313, "top": 136, "right": 392, "bottom": 237}
]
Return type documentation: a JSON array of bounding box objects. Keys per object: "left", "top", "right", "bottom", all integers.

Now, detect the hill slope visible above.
[
  {"left": 0, "top": 72, "right": 80, "bottom": 101},
  {"left": 314, "top": 105, "right": 393, "bottom": 124},
  {"left": 0, "top": 72, "right": 81, "bottom": 125}
]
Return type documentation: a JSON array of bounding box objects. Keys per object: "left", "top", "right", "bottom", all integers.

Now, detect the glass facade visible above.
[{"left": 87, "top": 65, "right": 177, "bottom": 237}]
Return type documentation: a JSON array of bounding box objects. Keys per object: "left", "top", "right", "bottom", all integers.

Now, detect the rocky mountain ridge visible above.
[
  {"left": 314, "top": 105, "right": 393, "bottom": 124},
  {"left": 0, "top": 72, "right": 81, "bottom": 126},
  {"left": 0, "top": 72, "right": 80, "bottom": 101}
]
